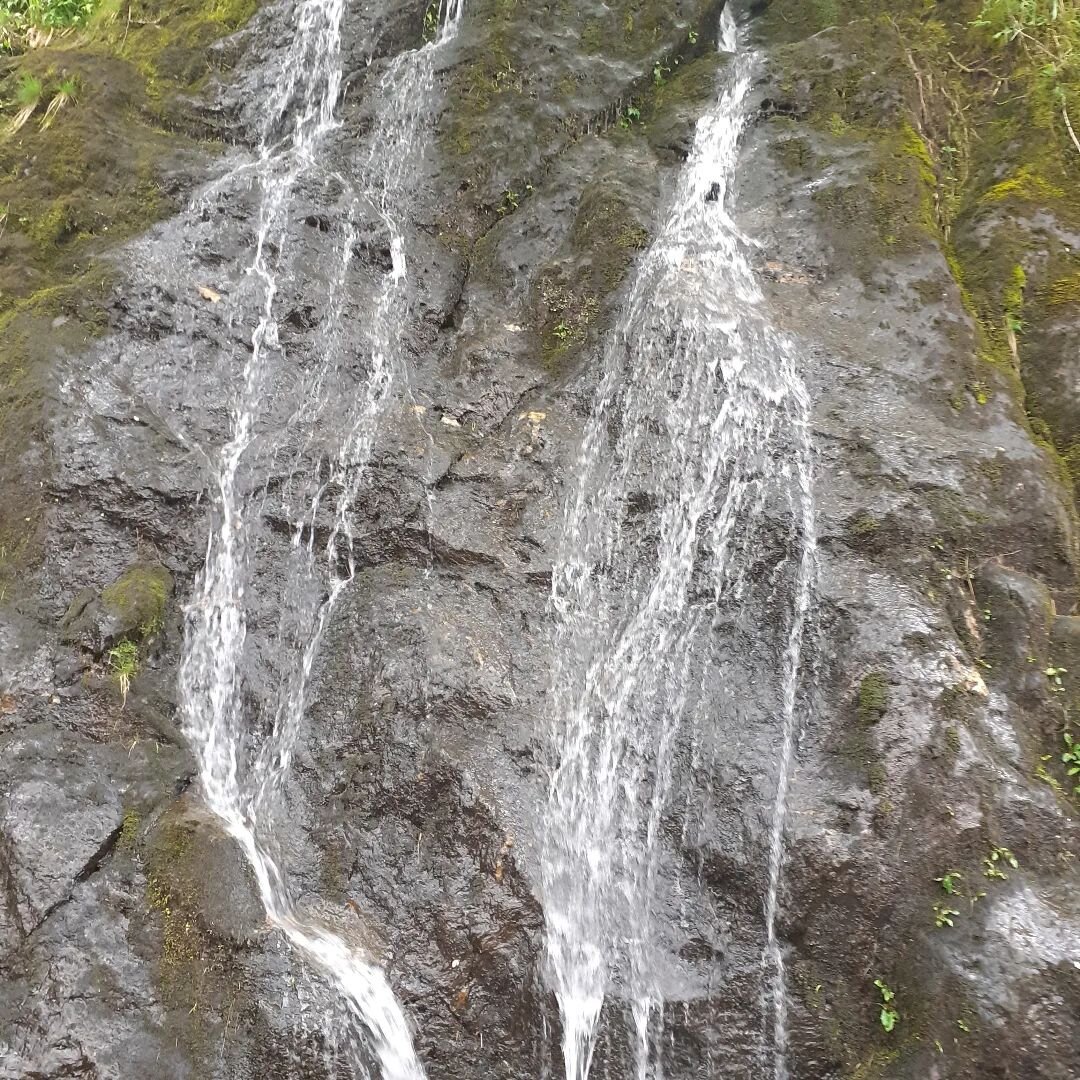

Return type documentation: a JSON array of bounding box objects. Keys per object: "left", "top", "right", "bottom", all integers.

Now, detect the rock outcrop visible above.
[{"left": 1, "top": 1, "right": 1077, "bottom": 1078}]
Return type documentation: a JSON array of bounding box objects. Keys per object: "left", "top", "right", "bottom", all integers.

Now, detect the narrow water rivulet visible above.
[
  {"left": 541, "top": 10, "right": 817, "bottom": 1079},
  {"left": 177, "top": 2, "right": 464, "bottom": 1075}
]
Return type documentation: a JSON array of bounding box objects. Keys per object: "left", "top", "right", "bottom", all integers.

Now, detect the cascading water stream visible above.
[
  {"left": 178, "top": 2, "right": 465, "bottom": 1076},
  {"left": 541, "top": 9, "right": 817, "bottom": 1080}
]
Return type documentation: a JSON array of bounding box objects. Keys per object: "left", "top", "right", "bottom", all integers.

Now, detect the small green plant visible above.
[
  {"left": 7, "top": 69, "right": 42, "bottom": 133},
  {"left": 0, "top": 0, "right": 97, "bottom": 49},
  {"left": 934, "top": 902, "right": 961, "bottom": 927},
  {"left": 687, "top": 28, "right": 698, "bottom": 44},
  {"left": 974, "top": 0, "right": 1074, "bottom": 48},
  {"left": 618, "top": 103, "right": 642, "bottom": 129},
  {"left": 983, "top": 845, "right": 1018, "bottom": 880},
  {"left": 827, "top": 112, "right": 848, "bottom": 136},
  {"left": 1061, "top": 731, "right": 1080, "bottom": 794},
  {"left": 107, "top": 639, "right": 139, "bottom": 704},
  {"left": 935, "top": 870, "right": 963, "bottom": 895},
  {"left": 874, "top": 979, "right": 899, "bottom": 1032},
  {"left": 39, "top": 72, "right": 77, "bottom": 129},
  {"left": 422, "top": 0, "right": 439, "bottom": 41},
  {"left": 972, "top": 0, "right": 1080, "bottom": 147},
  {"left": 552, "top": 321, "right": 573, "bottom": 341},
  {"left": 652, "top": 61, "right": 670, "bottom": 86},
  {"left": 1045, "top": 664, "right": 1067, "bottom": 692},
  {"left": 139, "top": 604, "right": 164, "bottom": 640}
]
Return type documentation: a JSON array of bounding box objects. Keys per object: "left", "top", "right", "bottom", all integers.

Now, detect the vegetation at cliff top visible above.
[
  {"left": 0, "top": 0, "right": 99, "bottom": 50},
  {"left": 973, "top": 0, "right": 1080, "bottom": 138}
]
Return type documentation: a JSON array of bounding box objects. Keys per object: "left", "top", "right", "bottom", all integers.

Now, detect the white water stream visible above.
[
  {"left": 541, "top": 10, "right": 817, "bottom": 1079},
  {"left": 178, "top": 1, "right": 464, "bottom": 1076}
]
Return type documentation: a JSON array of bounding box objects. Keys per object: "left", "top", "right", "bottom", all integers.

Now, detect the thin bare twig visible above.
[
  {"left": 1062, "top": 103, "right": 1080, "bottom": 158},
  {"left": 888, "top": 15, "right": 930, "bottom": 131}
]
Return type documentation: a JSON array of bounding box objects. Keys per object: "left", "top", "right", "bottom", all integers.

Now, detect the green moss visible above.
[
  {"left": 773, "top": 134, "right": 817, "bottom": 174},
  {"left": 858, "top": 672, "right": 890, "bottom": 724},
  {"left": 758, "top": 0, "right": 876, "bottom": 43},
  {"left": 146, "top": 817, "right": 210, "bottom": 975},
  {"left": 207, "top": 0, "right": 258, "bottom": 28},
  {"left": 143, "top": 810, "right": 245, "bottom": 1059},
  {"left": 1029, "top": 417, "right": 1078, "bottom": 492},
  {"left": 1, "top": 0, "right": 258, "bottom": 304},
  {"left": 571, "top": 184, "right": 650, "bottom": 290},
  {"left": 850, "top": 513, "right": 880, "bottom": 538},
  {"left": 118, "top": 806, "right": 142, "bottom": 850},
  {"left": 900, "top": 119, "right": 936, "bottom": 186},
  {"left": 537, "top": 274, "right": 601, "bottom": 370},
  {"left": 980, "top": 165, "right": 1065, "bottom": 205},
  {"left": 26, "top": 199, "right": 77, "bottom": 248},
  {"left": 441, "top": 0, "right": 716, "bottom": 206},
  {"left": 849, "top": 1047, "right": 901, "bottom": 1080},
  {"left": 939, "top": 683, "right": 976, "bottom": 724},
  {"left": 0, "top": 7, "right": 259, "bottom": 616},
  {"left": 871, "top": 792, "right": 896, "bottom": 832},
  {"left": 101, "top": 562, "right": 170, "bottom": 635},
  {"left": 798, "top": 99, "right": 940, "bottom": 278},
  {"left": 1003, "top": 262, "right": 1027, "bottom": 314},
  {"left": 648, "top": 52, "right": 721, "bottom": 116},
  {"left": 1044, "top": 272, "right": 1080, "bottom": 308},
  {"left": 582, "top": 18, "right": 602, "bottom": 53},
  {"left": 867, "top": 761, "right": 888, "bottom": 795}
]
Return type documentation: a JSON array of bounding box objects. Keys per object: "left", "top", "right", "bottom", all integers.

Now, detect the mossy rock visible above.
[
  {"left": 101, "top": 561, "right": 172, "bottom": 639},
  {"left": 0, "top": 1, "right": 260, "bottom": 606},
  {"left": 857, "top": 672, "right": 889, "bottom": 724},
  {"left": 756, "top": 0, "right": 881, "bottom": 45},
  {"left": 570, "top": 182, "right": 651, "bottom": 292},
  {"left": 146, "top": 803, "right": 264, "bottom": 951},
  {"left": 645, "top": 52, "right": 725, "bottom": 160},
  {"left": 441, "top": 0, "right": 718, "bottom": 208},
  {"left": 141, "top": 801, "right": 262, "bottom": 1064}
]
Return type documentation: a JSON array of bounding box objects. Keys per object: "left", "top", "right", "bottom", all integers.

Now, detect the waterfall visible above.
[
  {"left": 177, "top": 1, "right": 465, "bottom": 1076},
  {"left": 540, "top": 9, "right": 817, "bottom": 1079}
]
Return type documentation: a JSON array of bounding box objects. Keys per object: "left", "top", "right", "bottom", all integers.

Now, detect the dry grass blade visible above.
[
  {"left": 38, "top": 76, "right": 78, "bottom": 131},
  {"left": 5, "top": 104, "right": 38, "bottom": 136},
  {"left": 25, "top": 25, "right": 53, "bottom": 48}
]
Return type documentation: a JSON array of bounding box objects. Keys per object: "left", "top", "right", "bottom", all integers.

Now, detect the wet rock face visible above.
[
  {"left": 738, "top": 8, "right": 1080, "bottom": 1079},
  {"left": 2, "top": 2, "right": 1079, "bottom": 1080}
]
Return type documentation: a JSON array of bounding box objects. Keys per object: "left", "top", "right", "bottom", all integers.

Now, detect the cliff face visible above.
[{"left": 0, "top": 1, "right": 1077, "bottom": 1079}]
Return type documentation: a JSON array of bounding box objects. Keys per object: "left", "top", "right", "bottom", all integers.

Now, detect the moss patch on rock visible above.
[
  {"left": 0, "top": 0, "right": 258, "bottom": 604},
  {"left": 102, "top": 561, "right": 171, "bottom": 636},
  {"left": 142, "top": 805, "right": 254, "bottom": 1061},
  {"left": 0, "top": 0, "right": 255, "bottom": 307},
  {"left": 858, "top": 672, "right": 890, "bottom": 724}
]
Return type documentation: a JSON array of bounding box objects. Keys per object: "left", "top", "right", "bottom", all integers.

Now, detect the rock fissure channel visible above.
[{"left": 1, "top": 0, "right": 1078, "bottom": 1079}]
